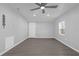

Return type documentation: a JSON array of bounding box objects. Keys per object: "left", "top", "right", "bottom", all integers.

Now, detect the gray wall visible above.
[
  {"left": 54, "top": 5, "right": 79, "bottom": 51},
  {"left": 36, "top": 22, "right": 54, "bottom": 38},
  {"left": 0, "top": 4, "right": 28, "bottom": 53}
]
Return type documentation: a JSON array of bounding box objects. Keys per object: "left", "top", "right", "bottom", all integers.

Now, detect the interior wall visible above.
[
  {"left": 0, "top": 4, "right": 28, "bottom": 54},
  {"left": 54, "top": 5, "right": 79, "bottom": 52},
  {"left": 35, "top": 22, "right": 54, "bottom": 38}
]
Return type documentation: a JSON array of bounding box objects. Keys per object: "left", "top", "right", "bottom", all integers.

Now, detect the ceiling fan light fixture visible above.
[
  {"left": 40, "top": 6, "right": 45, "bottom": 9},
  {"left": 30, "top": 3, "right": 58, "bottom": 14}
]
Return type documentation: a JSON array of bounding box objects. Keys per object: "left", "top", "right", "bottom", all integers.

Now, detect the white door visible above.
[{"left": 28, "top": 23, "right": 36, "bottom": 38}]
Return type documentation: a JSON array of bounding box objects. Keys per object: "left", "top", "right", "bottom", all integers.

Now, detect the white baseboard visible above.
[
  {"left": 28, "top": 37, "right": 54, "bottom": 39},
  {"left": 55, "top": 37, "right": 79, "bottom": 53},
  {"left": 0, "top": 37, "right": 28, "bottom": 56}
]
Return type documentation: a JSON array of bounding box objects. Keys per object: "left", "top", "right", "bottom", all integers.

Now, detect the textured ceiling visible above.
[{"left": 5, "top": 3, "right": 79, "bottom": 22}]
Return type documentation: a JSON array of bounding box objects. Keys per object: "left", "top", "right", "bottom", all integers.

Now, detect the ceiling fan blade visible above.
[
  {"left": 35, "top": 3, "right": 41, "bottom": 6},
  {"left": 41, "top": 3, "right": 47, "bottom": 6},
  {"left": 45, "top": 5, "right": 58, "bottom": 8},
  {"left": 30, "top": 7, "right": 40, "bottom": 11},
  {"left": 42, "top": 9, "right": 45, "bottom": 14}
]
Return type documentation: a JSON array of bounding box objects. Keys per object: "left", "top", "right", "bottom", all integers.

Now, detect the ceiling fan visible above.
[{"left": 30, "top": 3, "right": 58, "bottom": 14}]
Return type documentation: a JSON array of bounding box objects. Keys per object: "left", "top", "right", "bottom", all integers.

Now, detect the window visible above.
[{"left": 58, "top": 21, "right": 65, "bottom": 36}]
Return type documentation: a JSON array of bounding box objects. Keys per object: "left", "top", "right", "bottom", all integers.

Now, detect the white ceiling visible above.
[{"left": 5, "top": 3, "right": 79, "bottom": 22}]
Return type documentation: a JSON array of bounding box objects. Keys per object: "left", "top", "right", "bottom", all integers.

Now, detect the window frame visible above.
[{"left": 58, "top": 21, "right": 65, "bottom": 36}]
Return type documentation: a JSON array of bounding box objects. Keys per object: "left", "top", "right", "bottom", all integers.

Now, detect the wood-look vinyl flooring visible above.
[{"left": 3, "top": 38, "right": 79, "bottom": 56}]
